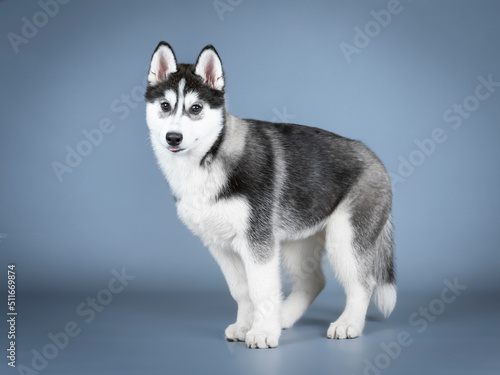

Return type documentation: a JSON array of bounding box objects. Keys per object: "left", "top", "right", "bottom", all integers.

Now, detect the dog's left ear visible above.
[{"left": 195, "top": 45, "right": 224, "bottom": 91}]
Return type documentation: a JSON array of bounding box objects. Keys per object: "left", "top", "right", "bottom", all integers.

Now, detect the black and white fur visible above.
[{"left": 144, "top": 42, "right": 396, "bottom": 348}]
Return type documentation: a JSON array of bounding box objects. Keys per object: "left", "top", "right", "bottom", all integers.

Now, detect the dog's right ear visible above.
[{"left": 148, "top": 42, "right": 177, "bottom": 85}]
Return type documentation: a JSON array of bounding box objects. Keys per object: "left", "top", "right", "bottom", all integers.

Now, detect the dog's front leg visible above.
[
  {"left": 240, "top": 245, "right": 282, "bottom": 349},
  {"left": 209, "top": 247, "right": 254, "bottom": 342}
]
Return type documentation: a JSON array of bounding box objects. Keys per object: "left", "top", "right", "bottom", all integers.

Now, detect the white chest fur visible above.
[
  {"left": 176, "top": 192, "right": 249, "bottom": 250},
  {"left": 154, "top": 142, "right": 249, "bottom": 250}
]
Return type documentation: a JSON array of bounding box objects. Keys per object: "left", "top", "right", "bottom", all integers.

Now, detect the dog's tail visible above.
[{"left": 372, "top": 216, "right": 397, "bottom": 318}]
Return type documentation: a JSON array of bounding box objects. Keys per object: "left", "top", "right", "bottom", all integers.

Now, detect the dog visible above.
[{"left": 144, "top": 42, "right": 396, "bottom": 348}]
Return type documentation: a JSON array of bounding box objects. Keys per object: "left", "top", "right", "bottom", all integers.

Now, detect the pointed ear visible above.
[
  {"left": 148, "top": 42, "right": 177, "bottom": 85},
  {"left": 195, "top": 45, "right": 224, "bottom": 91}
]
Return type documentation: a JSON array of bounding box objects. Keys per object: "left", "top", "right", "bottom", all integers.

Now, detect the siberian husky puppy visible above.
[{"left": 144, "top": 42, "right": 396, "bottom": 348}]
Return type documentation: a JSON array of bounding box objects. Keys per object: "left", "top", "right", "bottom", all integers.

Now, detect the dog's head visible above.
[{"left": 145, "top": 42, "right": 225, "bottom": 157}]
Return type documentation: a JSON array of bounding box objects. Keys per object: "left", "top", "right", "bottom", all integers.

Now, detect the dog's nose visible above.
[{"left": 166, "top": 132, "right": 183, "bottom": 146}]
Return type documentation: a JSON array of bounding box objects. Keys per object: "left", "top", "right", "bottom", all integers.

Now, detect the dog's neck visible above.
[{"left": 152, "top": 110, "right": 247, "bottom": 202}]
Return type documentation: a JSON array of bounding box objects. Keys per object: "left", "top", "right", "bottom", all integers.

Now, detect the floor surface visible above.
[{"left": 5, "top": 288, "right": 499, "bottom": 375}]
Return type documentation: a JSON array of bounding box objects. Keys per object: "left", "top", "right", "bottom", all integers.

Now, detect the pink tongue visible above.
[{"left": 168, "top": 147, "right": 179, "bottom": 151}]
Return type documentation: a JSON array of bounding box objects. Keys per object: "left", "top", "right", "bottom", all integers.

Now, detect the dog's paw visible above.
[
  {"left": 245, "top": 328, "right": 280, "bottom": 348},
  {"left": 225, "top": 322, "right": 250, "bottom": 342},
  {"left": 326, "top": 319, "right": 363, "bottom": 339}
]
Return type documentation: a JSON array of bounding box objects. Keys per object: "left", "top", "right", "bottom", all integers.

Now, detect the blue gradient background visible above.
[{"left": 1, "top": 1, "right": 499, "bottom": 374}]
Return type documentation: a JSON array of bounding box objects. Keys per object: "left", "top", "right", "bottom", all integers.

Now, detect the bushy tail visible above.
[{"left": 372, "top": 216, "right": 397, "bottom": 318}]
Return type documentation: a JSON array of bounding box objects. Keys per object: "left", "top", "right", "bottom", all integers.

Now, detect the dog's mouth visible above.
[{"left": 167, "top": 146, "right": 185, "bottom": 153}]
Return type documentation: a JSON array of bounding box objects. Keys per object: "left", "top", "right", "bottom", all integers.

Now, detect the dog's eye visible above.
[
  {"left": 190, "top": 104, "right": 203, "bottom": 115},
  {"left": 161, "top": 102, "right": 171, "bottom": 112}
]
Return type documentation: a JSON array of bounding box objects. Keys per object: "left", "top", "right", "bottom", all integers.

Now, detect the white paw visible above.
[
  {"left": 245, "top": 328, "right": 280, "bottom": 348},
  {"left": 225, "top": 322, "right": 250, "bottom": 342},
  {"left": 326, "top": 319, "right": 363, "bottom": 339}
]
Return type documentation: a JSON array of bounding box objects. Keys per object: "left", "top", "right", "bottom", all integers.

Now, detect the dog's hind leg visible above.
[
  {"left": 280, "top": 235, "right": 326, "bottom": 329},
  {"left": 325, "top": 203, "right": 375, "bottom": 339}
]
